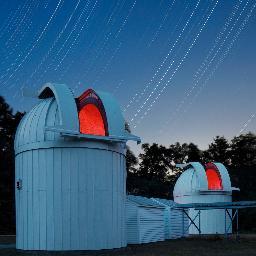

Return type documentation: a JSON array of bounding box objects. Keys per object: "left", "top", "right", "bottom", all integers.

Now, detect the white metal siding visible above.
[
  {"left": 169, "top": 209, "right": 189, "bottom": 239},
  {"left": 152, "top": 198, "right": 188, "bottom": 239},
  {"left": 15, "top": 146, "right": 126, "bottom": 250},
  {"left": 126, "top": 201, "right": 139, "bottom": 244},
  {"left": 138, "top": 207, "right": 165, "bottom": 244},
  {"left": 126, "top": 197, "right": 165, "bottom": 245},
  {"left": 163, "top": 208, "right": 170, "bottom": 239}
]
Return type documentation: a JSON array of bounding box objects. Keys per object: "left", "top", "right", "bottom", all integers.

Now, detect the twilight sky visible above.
[{"left": 0, "top": 0, "right": 255, "bottom": 154}]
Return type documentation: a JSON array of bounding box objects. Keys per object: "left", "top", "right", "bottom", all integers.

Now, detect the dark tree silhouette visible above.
[
  {"left": 126, "top": 143, "right": 172, "bottom": 198},
  {"left": 126, "top": 146, "right": 139, "bottom": 194},
  {"left": 185, "top": 143, "right": 202, "bottom": 162},
  {"left": 128, "top": 142, "right": 203, "bottom": 198},
  {"left": 167, "top": 142, "right": 202, "bottom": 163},
  {"left": 228, "top": 133, "right": 256, "bottom": 231},
  {"left": 124, "top": 121, "right": 141, "bottom": 195},
  {"left": 230, "top": 133, "right": 256, "bottom": 167},
  {"left": 0, "top": 96, "right": 24, "bottom": 234},
  {"left": 138, "top": 143, "right": 171, "bottom": 182},
  {"left": 203, "top": 136, "right": 230, "bottom": 165},
  {"left": 168, "top": 142, "right": 187, "bottom": 164}
]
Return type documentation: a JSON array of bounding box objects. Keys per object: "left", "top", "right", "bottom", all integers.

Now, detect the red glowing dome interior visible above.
[
  {"left": 205, "top": 164, "right": 223, "bottom": 190},
  {"left": 79, "top": 104, "right": 106, "bottom": 136}
]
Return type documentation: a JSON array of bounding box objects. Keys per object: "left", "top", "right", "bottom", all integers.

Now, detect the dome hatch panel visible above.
[
  {"left": 205, "top": 163, "right": 223, "bottom": 190},
  {"left": 79, "top": 104, "right": 106, "bottom": 136}
]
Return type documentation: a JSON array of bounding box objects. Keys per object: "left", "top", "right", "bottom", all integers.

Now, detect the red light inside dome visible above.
[
  {"left": 205, "top": 168, "right": 223, "bottom": 190},
  {"left": 79, "top": 104, "right": 106, "bottom": 136}
]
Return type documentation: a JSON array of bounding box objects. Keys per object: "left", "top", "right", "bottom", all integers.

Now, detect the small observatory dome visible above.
[
  {"left": 173, "top": 162, "right": 236, "bottom": 234},
  {"left": 15, "top": 83, "right": 140, "bottom": 251}
]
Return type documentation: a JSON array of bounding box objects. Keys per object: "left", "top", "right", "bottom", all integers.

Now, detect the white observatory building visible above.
[
  {"left": 14, "top": 83, "right": 140, "bottom": 251},
  {"left": 173, "top": 162, "right": 237, "bottom": 234}
]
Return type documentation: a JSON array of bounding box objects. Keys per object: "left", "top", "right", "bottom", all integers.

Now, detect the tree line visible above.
[
  {"left": 126, "top": 132, "right": 256, "bottom": 231},
  {"left": 0, "top": 95, "right": 255, "bottom": 233},
  {"left": 0, "top": 96, "right": 23, "bottom": 233},
  {"left": 127, "top": 134, "right": 256, "bottom": 198}
]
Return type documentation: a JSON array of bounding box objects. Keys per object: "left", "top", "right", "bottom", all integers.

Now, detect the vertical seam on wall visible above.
[
  {"left": 45, "top": 150, "right": 48, "bottom": 249},
  {"left": 60, "top": 148, "right": 63, "bottom": 250},
  {"left": 37, "top": 150, "right": 40, "bottom": 248},
  {"left": 77, "top": 149, "right": 80, "bottom": 249},
  {"left": 86, "top": 148, "right": 88, "bottom": 248},
  {"left": 69, "top": 149, "right": 71, "bottom": 249},
  {"left": 111, "top": 152, "right": 114, "bottom": 246},
  {"left": 40, "top": 98, "right": 54, "bottom": 142},
  {"left": 21, "top": 105, "right": 37, "bottom": 147},
  {"left": 77, "top": 148, "right": 80, "bottom": 248},
  {"left": 35, "top": 100, "right": 49, "bottom": 143},
  {"left": 25, "top": 151, "right": 28, "bottom": 248},
  {"left": 51, "top": 148, "right": 53, "bottom": 249},
  {"left": 31, "top": 150, "right": 34, "bottom": 249},
  {"left": 53, "top": 100, "right": 59, "bottom": 141}
]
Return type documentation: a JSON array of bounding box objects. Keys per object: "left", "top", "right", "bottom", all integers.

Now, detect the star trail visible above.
[{"left": 0, "top": 0, "right": 255, "bottom": 151}]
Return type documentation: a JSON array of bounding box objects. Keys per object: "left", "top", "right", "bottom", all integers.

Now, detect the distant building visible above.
[{"left": 173, "top": 162, "right": 237, "bottom": 234}]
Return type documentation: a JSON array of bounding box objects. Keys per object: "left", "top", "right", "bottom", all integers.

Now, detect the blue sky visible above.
[{"left": 0, "top": 0, "right": 255, "bottom": 153}]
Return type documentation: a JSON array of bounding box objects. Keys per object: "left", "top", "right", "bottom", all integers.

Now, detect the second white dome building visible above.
[{"left": 173, "top": 162, "right": 237, "bottom": 234}]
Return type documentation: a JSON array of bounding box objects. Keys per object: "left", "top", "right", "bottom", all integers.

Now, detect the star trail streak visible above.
[
  {"left": 158, "top": 0, "right": 249, "bottom": 136},
  {"left": 0, "top": 0, "right": 254, "bottom": 150},
  {"left": 131, "top": 0, "right": 219, "bottom": 127}
]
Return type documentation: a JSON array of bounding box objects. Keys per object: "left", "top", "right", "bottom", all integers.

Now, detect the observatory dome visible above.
[
  {"left": 173, "top": 162, "right": 235, "bottom": 235},
  {"left": 173, "top": 162, "right": 232, "bottom": 198}
]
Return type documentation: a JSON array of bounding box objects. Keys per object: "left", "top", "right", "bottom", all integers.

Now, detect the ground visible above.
[{"left": 0, "top": 235, "right": 256, "bottom": 256}]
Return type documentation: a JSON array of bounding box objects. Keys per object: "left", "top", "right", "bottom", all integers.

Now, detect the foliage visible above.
[
  {"left": 230, "top": 133, "right": 256, "bottom": 167},
  {"left": 203, "top": 136, "right": 230, "bottom": 165},
  {"left": 125, "top": 133, "right": 256, "bottom": 231},
  {"left": 126, "top": 142, "right": 203, "bottom": 198},
  {"left": 137, "top": 143, "right": 171, "bottom": 182},
  {"left": 0, "top": 96, "right": 24, "bottom": 233}
]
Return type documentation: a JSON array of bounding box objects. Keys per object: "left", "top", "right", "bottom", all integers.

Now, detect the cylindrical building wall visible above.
[{"left": 15, "top": 144, "right": 127, "bottom": 250}]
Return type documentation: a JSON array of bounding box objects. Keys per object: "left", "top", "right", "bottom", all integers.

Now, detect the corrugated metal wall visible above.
[
  {"left": 15, "top": 146, "right": 126, "bottom": 250},
  {"left": 169, "top": 209, "right": 189, "bottom": 239},
  {"left": 138, "top": 207, "right": 165, "bottom": 244},
  {"left": 126, "top": 198, "right": 165, "bottom": 244},
  {"left": 126, "top": 202, "right": 139, "bottom": 244},
  {"left": 152, "top": 198, "right": 189, "bottom": 239}
]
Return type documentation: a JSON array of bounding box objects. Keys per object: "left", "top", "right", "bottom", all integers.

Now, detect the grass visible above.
[{"left": 0, "top": 235, "right": 256, "bottom": 256}]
